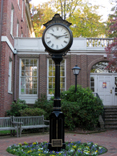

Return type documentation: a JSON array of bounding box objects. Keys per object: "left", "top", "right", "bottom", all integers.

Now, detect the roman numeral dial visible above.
[{"left": 43, "top": 23, "right": 73, "bottom": 53}]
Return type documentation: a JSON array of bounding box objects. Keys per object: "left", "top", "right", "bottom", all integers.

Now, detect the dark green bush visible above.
[
  {"left": 61, "top": 100, "right": 80, "bottom": 130},
  {"left": 34, "top": 94, "right": 53, "bottom": 119},
  {"left": 6, "top": 99, "right": 28, "bottom": 116},
  {"left": 19, "top": 108, "right": 46, "bottom": 116},
  {"left": 61, "top": 85, "right": 103, "bottom": 130}
]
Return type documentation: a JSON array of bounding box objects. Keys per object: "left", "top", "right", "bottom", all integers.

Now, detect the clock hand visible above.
[
  {"left": 49, "top": 33, "right": 58, "bottom": 39},
  {"left": 56, "top": 34, "right": 68, "bottom": 38},
  {"left": 49, "top": 33, "right": 68, "bottom": 39}
]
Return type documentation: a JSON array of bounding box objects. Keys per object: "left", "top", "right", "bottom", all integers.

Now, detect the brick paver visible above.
[{"left": 0, "top": 130, "right": 117, "bottom": 156}]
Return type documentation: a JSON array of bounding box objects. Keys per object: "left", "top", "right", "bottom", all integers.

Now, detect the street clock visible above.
[{"left": 42, "top": 14, "right": 73, "bottom": 54}]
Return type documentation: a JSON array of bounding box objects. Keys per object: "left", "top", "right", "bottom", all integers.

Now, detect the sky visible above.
[{"left": 30, "top": 0, "right": 114, "bottom": 21}]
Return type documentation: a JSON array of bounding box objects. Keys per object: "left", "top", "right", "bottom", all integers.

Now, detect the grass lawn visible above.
[{"left": 0, "top": 130, "right": 11, "bottom": 135}]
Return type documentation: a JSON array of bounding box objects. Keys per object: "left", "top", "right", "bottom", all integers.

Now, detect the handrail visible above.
[
  {"left": 86, "top": 38, "right": 114, "bottom": 48},
  {"left": 93, "top": 92, "right": 105, "bottom": 122}
]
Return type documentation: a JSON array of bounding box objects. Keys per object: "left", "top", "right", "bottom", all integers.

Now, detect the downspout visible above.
[
  {"left": 14, "top": 49, "right": 17, "bottom": 102},
  {"left": 0, "top": 0, "right": 4, "bottom": 76}
]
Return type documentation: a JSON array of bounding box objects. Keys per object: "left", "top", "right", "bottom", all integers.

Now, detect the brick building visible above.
[
  {"left": 0, "top": 0, "right": 34, "bottom": 117},
  {"left": 14, "top": 38, "right": 117, "bottom": 108},
  {"left": 0, "top": 1, "right": 117, "bottom": 117}
]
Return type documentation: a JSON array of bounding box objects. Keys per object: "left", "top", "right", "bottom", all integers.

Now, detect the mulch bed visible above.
[{"left": 65, "top": 127, "right": 106, "bottom": 134}]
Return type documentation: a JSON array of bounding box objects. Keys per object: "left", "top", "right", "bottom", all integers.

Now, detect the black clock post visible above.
[
  {"left": 48, "top": 54, "right": 65, "bottom": 151},
  {"left": 42, "top": 14, "right": 73, "bottom": 151}
]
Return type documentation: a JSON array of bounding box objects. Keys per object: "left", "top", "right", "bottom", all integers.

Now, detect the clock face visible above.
[{"left": 42, "top": 24, "right": 73, "bottom": 53}]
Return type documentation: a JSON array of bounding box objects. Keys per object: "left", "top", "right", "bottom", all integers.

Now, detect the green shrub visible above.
[
  {"left": 19, "top": 108, "right": 46, "bottom": 116},
  {"left": 61, "top": 85, "right": 103, "bottom": 130},
  {"left": 34, "top": 94, "right": 53, "bottom": 119},
  {"left": 32, "top": 87, "right": 103, "bottom": 130},
  {"left": 61, "top": 100, "right": 80, "bottom": 130},
  {"left": 6, "top": 99, "right": 28, "bottom": 116}
]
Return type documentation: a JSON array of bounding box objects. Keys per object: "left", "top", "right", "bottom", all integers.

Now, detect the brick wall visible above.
[
  {"left": 65, "top": 53, "right": 108, "bottom": 90},
  {"left": 0, "top": 0, "right": 32, "bottom": 116},
  {"left": 2, "top": 0, "right": 30, "bottom": 46},
  {"left": 0, "top": 42, "right": 13, "bottom": 116},
  {"left": 39, "top": 55, "right": 47, "bottom": 97}
]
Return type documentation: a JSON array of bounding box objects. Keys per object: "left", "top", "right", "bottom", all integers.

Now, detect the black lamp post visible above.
[{"left": 72, "top": 65, "right": 81, "bottom": 92}]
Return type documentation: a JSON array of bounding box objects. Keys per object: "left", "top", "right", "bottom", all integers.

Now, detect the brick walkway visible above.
[{"left": 0, "top": 130, "right": 117, "bottom": 156}]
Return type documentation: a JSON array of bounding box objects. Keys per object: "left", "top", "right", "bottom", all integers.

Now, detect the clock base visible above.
[{"left": 48, "top": 111, "right": 65, "bottom": 151}]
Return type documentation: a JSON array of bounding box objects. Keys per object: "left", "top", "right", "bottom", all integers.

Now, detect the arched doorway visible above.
[{"left": 90, "top": 61, "right": 117, "bottom": 106}]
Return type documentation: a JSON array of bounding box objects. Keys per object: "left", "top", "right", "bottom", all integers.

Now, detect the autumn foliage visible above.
[
  {"left": 105, "top": 38, "right": 117, "bottom": 72},
  {"left": 30, "top": 0, "right": 106, "bottom": 38},
  {"left": 105, "top": 1, "right": 117, "bottom": 72}
]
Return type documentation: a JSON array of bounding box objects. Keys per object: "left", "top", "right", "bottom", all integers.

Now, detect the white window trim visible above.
[
  {"left": 10, "top": 5, "right": 14, "bottom": 36},
  {"left": 19, "top": 58, "right": 38, "bottom": 104},
  {"left": 22, "top": 0, "right": 24, "bottom": 20},
  {"left": 18, "top": 0, "right": 20, "bottom": 9},
  {"left": 18, "top": 0, "right": 19, "bottom": 5},
  {"left": 47, "top": 58, "right": 66, "bottom": 100},
  {"left": 16, "top": 20, "right": 19, "bottom": 37},
  {"left": 8, "top": 59, "right": 12, "bottom": 93},
  {"left": 21, "top": 31, "right": 23, "bottom": 37}
]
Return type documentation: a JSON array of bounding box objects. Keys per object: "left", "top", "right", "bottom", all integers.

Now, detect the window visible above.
[
  {"left": 22, "top": 0, "right": 24, "bottom": 19},
  {"left": 47, "top": 59, "right": 66, "bottom": 97},
  {"left": 8, "top": 59, "right": 12, "bottom": 92},
  {"left": 20, "top": 59, "right": 38, "bottom": 95},
  {"left": 115, "top": 77, "right": 117, "bottom": 95},
  {"left": 10, "top": 5, "right": 14, "bottom": 35},
  {"left": 91, "top": 61, "right": 117, "bottom": 73},
  {"left": 16, "top": 20, "right": 19, "bottom": 37},
  {"left": 90, "top": 77, "right": 95, "bottom": 92}
]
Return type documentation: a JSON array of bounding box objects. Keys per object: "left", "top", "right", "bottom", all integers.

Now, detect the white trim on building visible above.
[
  {"left": 8, "top": 59, "right": 12, "bottom": 93},
  {"left": 1, "top": 36, "right": 16, "bottom": 53}
]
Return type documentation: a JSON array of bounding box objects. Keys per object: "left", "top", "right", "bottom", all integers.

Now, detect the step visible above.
[
  {"left": 104, "top": 106, "right": 117, "bottom": 129},
  {"left": 104, "top": 106, "right": 117, "bottom": 109},
  {"left": 105, "top": 125, "right": 117, "bottom": 129},
  {"left": 104, "top": 112, "right": 117, "bottom": 115},
  {"left": 104, "top": 108, "right": 117, "bottom": 111},
  {"left": 105, "top": 116, "right": 117, "bottom": 119},
  {"left": 105, "top": 122, "right": 117, "bottom": 125},
  {"left": 105, "top": 114, "right": 117, "bottom": 116},
  {"left": 104, "top": 109, "right": 117, "bottom": 113},
  {"left": 105, "top": 118, "right": 117, "bottom": 121},
  {"left": 104, "top": 114, "right": 117, "bottom": 118},
  {"left": 105, "top": 119, "right": 117, "bottom": 122}
]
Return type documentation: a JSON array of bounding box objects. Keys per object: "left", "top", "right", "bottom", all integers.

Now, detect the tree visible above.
[
  {"left": 105, "top": 1, "right": 117, "bottom": 72},
  {"left": 105, "top": 39, "right": 117, "bottom": 72},
  {"left": 106, "top": 0, "right": 117, "bottom": 37},
  {"left": 31, "top": 2, "right": 55, "bottom": 37},
  {"left": 68, "top": 4, "right": 106, "bottom": 37},
  {"left": 30, "top": 1, "right": 105, "bottom": 38},
  {"left": 52, "top": 0, "right": 83, "bottom": 20}
]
